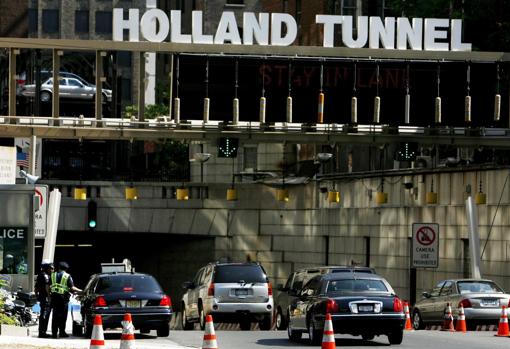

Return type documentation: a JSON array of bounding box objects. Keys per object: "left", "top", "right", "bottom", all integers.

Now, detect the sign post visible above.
[
  {"left": 34, "top": 185, "right": 48, "bottom": 239},
  {"left": 412, "top": 223, "right": 439, "bottom": 268}
]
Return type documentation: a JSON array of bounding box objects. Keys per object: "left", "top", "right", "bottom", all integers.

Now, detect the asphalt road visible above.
[{"left": 165, "top": 330, "right": 510, "bottom": 349}]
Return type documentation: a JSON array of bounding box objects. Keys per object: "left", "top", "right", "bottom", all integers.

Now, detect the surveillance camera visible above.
[
  {"left": 193, "top": 152, "right": 212, "bottom": 163},
  {"left": 317, "top": 153, "right": 333, "bottom": 162},
  {"left": 19, "top": 170, "right": 40, "bottom": 185},
  {"left": 403, "top": 182, "right": 414, "bottom": 190}
]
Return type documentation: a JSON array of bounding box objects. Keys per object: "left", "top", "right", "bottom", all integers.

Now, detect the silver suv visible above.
[{"left": 181, "top": 262, "right": 273, "bottom": 330}]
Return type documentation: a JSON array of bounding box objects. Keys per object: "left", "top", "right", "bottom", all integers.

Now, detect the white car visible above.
[{"left": 21, "top": 77, "right": 112, "bottom": 103}]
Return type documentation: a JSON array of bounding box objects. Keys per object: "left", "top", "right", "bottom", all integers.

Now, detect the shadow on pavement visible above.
[{"left": 257, "top": 338, "right": 390, "bottom": 347}]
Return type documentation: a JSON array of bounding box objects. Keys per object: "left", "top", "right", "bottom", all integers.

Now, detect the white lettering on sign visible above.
[
  {"left": 0, "top": 228, "right": 25, "bottom": 239},
  {"left": 112, "top": 10, "right": 471, "bottom": 52}
]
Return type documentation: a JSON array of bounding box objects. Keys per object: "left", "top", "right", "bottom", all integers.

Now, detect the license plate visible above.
[
  {"left": 358, "top": 305, "right": 373, "bottom": 312},
  {"left": 235, "top": 289, "right": 249, "bottom": 296},
  {"left": 481, "top": 300, "right": 499, "bottom": 307},
  {"left": 126, "top": 300, "right": 141, "bottom": 308}
]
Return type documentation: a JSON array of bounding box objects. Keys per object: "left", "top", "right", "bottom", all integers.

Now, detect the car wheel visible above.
[
  {"left": 40, "top": 91, "right": 51, "bottom": 103},
  {"left": 287, "top": 321, "right": 302, "bottom": 342},
  {"left": 240, "top": 320, "right": 252, "bottom": 331},
  {"left": 388, "top": 329, "right": 403, "bottom": 345},
  {"left": 156, "top": 324, "right": 170, "bottom": 337},
  {"left": 412, "top": 310, "right": 424, "bottom": 330},
  {"left": 308, "top": 320, "right": 322, "bottom": 345},
  {"left": 181, "top": 306, "right": 193, "bottom": 330},
  {"left": 361, "top": 333, "right": 374, "bottom": 341},
  {"left": 259, "top": 315, "right": 272, "bottom": 331},
  {"left": 198, "top": 303, "right": 206, "bottom": 330},
  {"left": 276, "top": 308, "right": 288, "bottom": 330}
]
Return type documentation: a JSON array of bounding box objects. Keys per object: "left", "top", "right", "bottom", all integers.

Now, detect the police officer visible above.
[
  {"left": 35, "top": 261, "right": 53, "bottom": 338},
  {"left": 49, "top": 261, "right": 82, "bottom": 338}
]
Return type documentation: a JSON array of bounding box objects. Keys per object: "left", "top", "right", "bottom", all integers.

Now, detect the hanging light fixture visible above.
[
  {"left": 125, "top": 139, "right": 138, "bottom": 200},
  {"left": 435, "top": 64, "right": 442, "bottom": 124},
  {"left": 74, "top": 139, "right": 87, "bottom": 200},
  {"left": 375, "top": 177, "right": 387, "bottom": 204},
  {"left": 203, "top": 58, "right": 210, "bottom": 124},
  {"left": 317, "top": 60, "right": 325, "bottom": 124},
  {"left": 226, "top": 156, "right": 238, "bottom": 201},
  {"left": 494, "top": 63, "right": 501, "bottom": 122},
  {"left": 404, "top": 63, "right": 411, "bottom": 124},
  {"left": 373, "top": 63, "right": 381, "bottom": 124},
  {"left": 351, "top": 61, "right": 358, "bottom": 125},
  {"left": 276, "top": 143, "right": 289, "bottom": 202},
  {"left": 259, "top": 60, "right": 267, "bottom": 125},
  {"left": 286, "top": 61, "right": 293, "bottom": 125},
  {"left": 328, "top": 182, "right": 340, "bottom": 203},
  {"left": 232, "top": 59, "right": 240, "bottom": 125},
  {"left": 475, "top": 176, "right": 486, "bottom": 205},
  {"left": 174, "top": 54, "right": 181, "bottom": 124},
  {"left": 176, "top": 187, "right": 189, "bottom": 201},
  {"left": 426, "top": 176, "right": 438, "bottom": 204},
  {"left": 465, "top": 63, "right": 472, "bottom": 124}
]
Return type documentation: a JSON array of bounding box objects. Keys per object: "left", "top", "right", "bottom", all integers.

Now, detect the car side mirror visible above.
[
  {"left": 422, "top": 291, "right": 431, "bottom": 298},
  {"left": 182, "top": 281, "right": 194, "bottom": 290}
]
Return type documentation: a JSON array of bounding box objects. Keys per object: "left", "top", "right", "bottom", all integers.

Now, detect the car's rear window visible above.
[
  {"left": 214, "top": 265, "right": 267, "bottom": 283},
  {"left": 95, "top": 275, "right": 162, "bottom": 293},
  {"left": 457, "top": 281, "right": 503, "bottom": 294},
  {"left": 331, "top": 269, "right": 374, "bottom": 274},
  {"left": 326, "top": 279, "right": 388, "bottom": 293}
]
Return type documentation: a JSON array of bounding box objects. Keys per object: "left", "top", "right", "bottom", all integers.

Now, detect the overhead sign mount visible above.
[{"left": 412, "top": 223, "right": 439, "bottom": 268}]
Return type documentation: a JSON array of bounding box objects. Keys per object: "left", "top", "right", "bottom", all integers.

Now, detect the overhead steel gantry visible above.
[{"left": 1, "top": 37, "right": 510, "bottom": 146}]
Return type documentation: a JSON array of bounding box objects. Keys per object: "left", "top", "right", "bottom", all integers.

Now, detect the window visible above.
[
  {"left": 226, "top": 0, "right": 244, "bottom": 4},
  {"left": 295, "top": 0, "right": 302, "bottom": 24},
  {"left": 439, "top": 281, "right": 454, "bottom": 296},
  {"left": 28, "top": 9, "right": 38, "bottom": 33},
  {"left": 0, "top": 228, "right": 28, "bottom": 275},
  {"left": 430, "top": 281, "right": 445, "bottom": 297},
  {"left": 95, "top": 11, "right": 112, "bottom": 34},
  {"left": 95, "top": 275, "right": 162, "bottom": 293},
  {"left": 326, "top": 279, "right": 388, "bottom": 293},
  {"left": 213, "top": 265, "right": 267, "bottom": 283},
  {"left": 301, "top": 277, "right": 321, "bottom": 297},
  {"left": 117, "top": 52, "right": 132, "bottom": 67},
  {"left": 75, "top": 10, "right": 89, "bottom": 33},
  {"left": 342, "top": 0, "right": 357, "bottom": 16},
  {"left": 42, "top": 9, "right": 59, "bottom": 33},
  {"left": 243, "top": 146, "right": 257, "bottom": 171},
  {"left": 68, "top": 79, "right": 83, "bottom": 87}
]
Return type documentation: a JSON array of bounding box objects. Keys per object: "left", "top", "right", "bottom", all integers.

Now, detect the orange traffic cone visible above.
[
  {"left": 455, "top": 305, "right": 467, "bottom": 332},
  {"left": 441, "top": 303, "right": 455, "bottom": 332},
  {"left": 201, "top": 315, "right": 218, "bottom": 349},
  {"left": 321, "top": 313, "right": 336, "bottom": 349},
  {"left": 404, "top": 302, "right": 413, "bottom": 331},
  {"left": 89, "top": 315, "right": 105, "bottom": 349},
  {"left": 495, "top": 305, "right": 510, "bottom": 337},
  {"left": 120, "top": 313, "right": 136, "bottom": 349}
]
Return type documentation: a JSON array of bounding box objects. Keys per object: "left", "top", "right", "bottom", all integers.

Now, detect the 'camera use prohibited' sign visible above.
[{"left": 412, "top": 223, "right": 439, "bottom": 268}]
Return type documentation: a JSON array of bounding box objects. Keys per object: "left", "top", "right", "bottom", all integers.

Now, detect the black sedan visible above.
[
  {"left": 76, "top": 272, "right": 172, "bottom": 337},
  {"left": 287, "top": 273, "right": 406, "bottom": 345}
]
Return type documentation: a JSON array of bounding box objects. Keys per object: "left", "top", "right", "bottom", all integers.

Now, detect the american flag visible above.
[{"left": 16, "top": 151, "right": 29, "bottom": 168}]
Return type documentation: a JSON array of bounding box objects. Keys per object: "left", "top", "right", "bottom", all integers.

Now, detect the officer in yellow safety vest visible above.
[{"left": 49, "top": 261, "right": 82, "bottom": 338}]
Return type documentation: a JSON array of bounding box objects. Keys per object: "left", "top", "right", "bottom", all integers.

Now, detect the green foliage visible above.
[
  {"left": 123, "top": 105, "right": 138, "bottom": 119},
  {"left": 145, "top": 104, "right": 170, "bottom": 119},
  {"left": 153, "top": 140, "right": 189, "bottom": 181}
]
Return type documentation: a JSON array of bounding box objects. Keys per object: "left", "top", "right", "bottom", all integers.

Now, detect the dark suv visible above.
[
  {"left": 274, "top": 266, "right": 376, "bottom": 330},
  {"left": 75, "top": 272, "right": 172, "bottom": 337},
  {"left": 181, "top": 262, "right": 273, "bottom": 330}
]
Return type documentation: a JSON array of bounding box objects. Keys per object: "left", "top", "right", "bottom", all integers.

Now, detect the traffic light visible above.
[
  {"left": 218, "top": 137, "right": 239, "bottom": 158},
  {"left": 87, "top": 200, "right": 97, "bottom": 230}
]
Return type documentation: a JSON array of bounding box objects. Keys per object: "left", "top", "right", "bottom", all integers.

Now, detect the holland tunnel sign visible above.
[{"left": 113, "top": 10, "right": 472, "bottom": 51}]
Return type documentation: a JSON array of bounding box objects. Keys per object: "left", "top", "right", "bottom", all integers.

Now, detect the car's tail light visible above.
[
  {"left": 208, "top": 283, "right": 215, "bottom": 296},
  {"left": 160, "top": 295, "right": 172, "bottom": 307},
  {"left": 326, "top": 299, "right": 339, "bottom": 313},
  {"left": 268, "top": 283, "right": 273, "bottom": 296},
  {"left": 94, "top": 296, "right": 107, "bottom": 307},
  {"left": 460, "top": 299, "right": 472, "bottom": 308},
  {"left": 123, "top": 287, "right": 134, "bottom": 292},
  {"left": 393, "top": 297, "right": 403, "bottom": 313}
]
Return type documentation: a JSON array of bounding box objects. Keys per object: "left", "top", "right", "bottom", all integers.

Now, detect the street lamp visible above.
[{"left": 193, "top": 152, "right": 212, "bottom": 199}]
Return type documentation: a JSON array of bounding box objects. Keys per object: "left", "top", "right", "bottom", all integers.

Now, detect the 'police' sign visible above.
[
  {"left": 412, "top": 223, "right": 439, "bottom": 268},
  {"left": 0, "top": 227, "right": 26, "bottom": 239}
]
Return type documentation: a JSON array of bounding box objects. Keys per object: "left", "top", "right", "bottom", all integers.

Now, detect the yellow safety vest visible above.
[{"left": 50, "top": 272, "right": 70, "bottom": 294}]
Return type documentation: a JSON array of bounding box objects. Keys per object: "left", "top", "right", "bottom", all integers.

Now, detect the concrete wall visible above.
[{"left": 49, "top": 167, "right": 510, "bottom": 302}]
